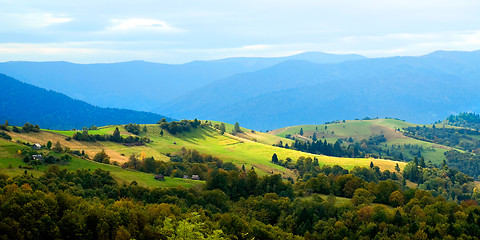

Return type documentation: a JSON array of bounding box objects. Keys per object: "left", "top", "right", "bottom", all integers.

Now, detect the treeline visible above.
[
  {"left": 444, "top": 150, "right": 480, "bottom": 180},
  {"left": 283, "top": 134, "right": 430, "bottom": 162},
  {"left": 290, "top": 139, "right": 363, "bottom": 158},
  {"left": 157, "top": 118, "right": 202, "bottom": 134},
  {"left": 72, "top": 127, "right": 150, "bottom": 145},
  {"left": 445, "top": 112, "right": 480, "bottom": 131},
  {"left": 403, "top": 125, "right": 480, "bottom": 152}
]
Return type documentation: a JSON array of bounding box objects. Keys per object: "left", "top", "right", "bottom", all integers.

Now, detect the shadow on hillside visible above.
[{"left": 180, "top": 127, "right": 216, "bottom": 144}]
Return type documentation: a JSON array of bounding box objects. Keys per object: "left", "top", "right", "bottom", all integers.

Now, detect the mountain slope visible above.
[
  {"left": 158, "top": 50, "right": 480, "bottom": 130},
  {"left": 0, "top": 52, "right": 364, "bottom": 111},
  {"left": 0, "top": 74, "right": 171, "bottom": 129}
]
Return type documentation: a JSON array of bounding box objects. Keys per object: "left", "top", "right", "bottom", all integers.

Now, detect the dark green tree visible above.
[
  {"left": 299, "top": 128, "right": 304, "bottom": 136},
  {"left": 46, "top": 141, "right": 52, "bottom": 150},
  {"left": 271, "top": 153, "right": 279, "bottom": 164},
  {"left": 312, "top": 132, "right": 317, "bottom": 141},
  {"left": 233, "top": 122, "right": 241, "bottom": 134},
  {"left": 220, "top": 123, "right": 226, "bottom": 135}
]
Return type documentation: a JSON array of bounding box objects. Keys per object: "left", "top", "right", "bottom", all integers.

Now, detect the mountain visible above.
[
  {"left": 0, "top": 52, "right": 365, "bottom": 111},
  {"left": 156, "top": 50, "right": 480, "bottom": 130},
  {"left": 0, "top": 74, "right": 171, "bottom": 130}
]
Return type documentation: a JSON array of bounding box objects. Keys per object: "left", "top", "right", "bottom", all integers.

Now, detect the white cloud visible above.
[
  {"left": 0, "top": 13, "right": 72, "bottom": 30},
  {"left": 108, "top": 18, "right": 180, "bottom": 32}
]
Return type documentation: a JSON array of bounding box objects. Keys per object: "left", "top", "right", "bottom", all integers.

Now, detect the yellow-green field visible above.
[
  {"left": 0, "top": 138, "right": 202, "bottom": 188},
  {"left": 270, "top": 119, "right": 457, "bottom": 164},
  {"left": 1, "top": 122, "right": 407, "bottom": 181}
]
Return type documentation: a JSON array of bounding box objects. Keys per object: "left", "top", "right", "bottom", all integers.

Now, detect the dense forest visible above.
[
  {"left": 444, "top": 112, "right": 480, "bottom": 131},
  {"left": 3, "top": 158, "right": 480, "bottom": 239},
  {"left": 403, "top": 125, "right": 480, "bottom": 152}
]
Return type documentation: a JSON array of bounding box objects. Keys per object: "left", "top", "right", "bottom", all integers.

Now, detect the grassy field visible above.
[
  {"left": 0, "top": 139, "right": 202, "bottom": 188},
  {"left": 207, "top": 120, "right": 294, "bottom": 146},
  {"left": 270, "top": 119, "right": 456, "bottom": 164}
]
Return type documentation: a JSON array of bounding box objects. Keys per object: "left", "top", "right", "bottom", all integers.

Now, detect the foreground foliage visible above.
[{"left": 1, "top": 162, "right": 480, "bottom": 239}]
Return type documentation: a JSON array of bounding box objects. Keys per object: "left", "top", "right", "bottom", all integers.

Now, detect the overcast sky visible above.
[{"left": 1, "top": 0, "right": 480, "bottom": 63}]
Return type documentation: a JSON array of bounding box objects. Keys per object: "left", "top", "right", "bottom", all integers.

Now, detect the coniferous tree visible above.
[
  {"left": 219, "top": 123, "right": 226, "bottom": 135},
  {"left": 271, "top": 153, "right": 279, "bottom": 164},
  {"left": 299, "top": 128, "right": 304, "bottom": 136},
  {"left": 233, "top": 122, "right": 241, "bottom": 134}
]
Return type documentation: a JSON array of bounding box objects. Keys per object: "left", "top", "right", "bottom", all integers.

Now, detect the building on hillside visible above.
[
  {"left": 32, "top": 155, "right": 43, "bottom": 161},
  {"left": 191, "top": 175, "right": 200, "bottom": 180},
  {"left": 32, "top": 143, "right": 41, "bottom": 150},
  {"left": 154, "top": 174, "right": 165, "bottom": 181},
  {"left": 183, "top": 175, "right": 189, "bottom": 179}
]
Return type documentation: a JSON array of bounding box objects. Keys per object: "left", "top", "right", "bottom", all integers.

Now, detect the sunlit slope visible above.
[
  {"left": 0, "top": 138, "right": 201, "bottom": 188},
  {"left": 270, "top": 119, "right": 457, "bottom": 164},
  {"left": 4, "top": 123, "right": 406, "bottom": 176}
]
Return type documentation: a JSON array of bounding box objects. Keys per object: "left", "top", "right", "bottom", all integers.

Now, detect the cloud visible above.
[
  {"left": 107, "top": 18, "right": 180, "bottom": 32},
  {"left": 0, "top": 13, "right": 72, "bottom": 30}
]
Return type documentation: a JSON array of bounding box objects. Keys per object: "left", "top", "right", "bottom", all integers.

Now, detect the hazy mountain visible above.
[
  {"left": 0, "top": 52, "right": 365, "bottom": 111},
  {"left": 0, "top": 74, "right": 171, "bottom": 130},
  {"left": 157, "top": 50, "right": 480, "bottom": 130}
]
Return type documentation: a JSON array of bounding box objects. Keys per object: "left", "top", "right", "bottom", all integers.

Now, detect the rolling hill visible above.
[
  {"left": 0, "top": 74, "right": 171, "bottom": 130},
  {"left": 0, "top": 121, "right": 405, "bottom": 182},
  {"left": 158, "top": 50, "right": 480, "bottom": 130},
  {"left": 0, "top": 52, "right": 364, "bottom": 111},
  {"left": 269, "top": 118, "right": 456, "bottom": 164}
]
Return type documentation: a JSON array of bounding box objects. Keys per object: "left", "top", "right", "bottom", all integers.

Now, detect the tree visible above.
[
  {"left": 143, "top": 125, "right": 147, "bottom": 132},
  {"left": 111, "top": 127, "right": 122, "bottom": 142},
  {"left": 93, "top": 150, "right": 110, "bottom": 164},
  {"left": 271, "top": 153, "right": 279, "bottom": 164},
  {"left": 46, "top": 141, "right": 52, "bottom": 150},
  {"left": 160, "top": 129, "right": 164, "bottom": 137},
  {"left": 299, "top": 128, "right": 304, "bottom": 136},
  {"left": 312, "top": 133, "right": 317, "bottom": 141},
  {"left": 53, "top": 141, "right": 62, "bottom": 153},
  {"left": 219, "top": 123, "right": 226, "bottom": 135},
  {"left": 233, "top": 122, "right": 241, "bottom": 134},
  {"left": 370, "top": 161, "right": 374, "bottom": 168},
  {"left": 395, "top": 163, "right": 400, "bottom": 172},
  {"left": 352, "top": 188, "right": 375, "bottom": 206},
  {"left": 419, "top": 157, "right": 426, "bottom": 168},
  {"left": 128, "top": 154, "right": 139, "bottom": 169}
]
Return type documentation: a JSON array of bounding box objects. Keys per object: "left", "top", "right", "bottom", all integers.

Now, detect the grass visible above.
[
  {"left": 0, "top": 138, "right": 202, "bottom": 188},
  {"left": 3, "top": 122, "right": 408, "bottom": 181},
  {"left": 270, "top": 119, "right": 458, "bottom": 164}
]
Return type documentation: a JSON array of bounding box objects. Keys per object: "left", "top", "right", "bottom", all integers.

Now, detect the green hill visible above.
[
  {"left": 0, "top": 121, "right": 406, "bottom": 184},
  {"left": 270, "top": 118, "right": 460, "bottom": 164}
]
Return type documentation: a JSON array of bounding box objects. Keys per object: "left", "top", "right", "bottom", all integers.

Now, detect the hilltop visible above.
[{"left": 270, "top": 118, "right": 461, "bottom": 165}]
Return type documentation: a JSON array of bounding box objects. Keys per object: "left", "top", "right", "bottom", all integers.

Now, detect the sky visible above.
[{"left": 1, "top": 0, "right": 480, "bottom": 63}]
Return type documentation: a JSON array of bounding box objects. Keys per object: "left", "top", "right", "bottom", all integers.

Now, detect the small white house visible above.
[{"left": 32, "top": 143, "right": 41, "bottom": 150}]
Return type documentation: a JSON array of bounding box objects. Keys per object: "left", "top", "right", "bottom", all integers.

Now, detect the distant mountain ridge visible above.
[
  {"left": 0, "top": 74, "right": 171, "bottom": 130},
  {"left": 156, "top": 50, "right": 480, "bottom": 130},
  {"left": 0, "top": 52, "right": 365, "bottom": 111}
]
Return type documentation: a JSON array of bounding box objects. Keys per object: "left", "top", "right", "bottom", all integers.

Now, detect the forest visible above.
[{"left": 2, "top": 152, "right": 480, "bottom": 239}]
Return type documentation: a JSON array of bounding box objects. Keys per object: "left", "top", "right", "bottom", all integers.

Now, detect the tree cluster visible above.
[
  {"left": 157, "top": 118, "right": 201, "bottom": 134},
  {"left": 72, "top": 127, "right": 150, "bottom": 146},
  {"left": 444, "top": 112, "right": 480, "bottom": 131},
  {"left": 124, "top": 123, "right": 141, "bottom": 135}
]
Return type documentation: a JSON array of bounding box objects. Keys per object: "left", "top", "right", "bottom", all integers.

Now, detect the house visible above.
[
  {"left": 32, "top": 143, "right": 41, "bottom": 150},
  {"left": 32, "top": 155, "right": 43, "bottom": 161},
  {"left": 191, "top": 175, "right": 200, "bottom": 180},
  {"left": 183, "top": 175, "right": 189, "bottom": 179},
  {"left": 154, "top": 174, "right": 165, "bottom": 181}
]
